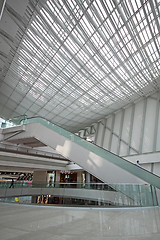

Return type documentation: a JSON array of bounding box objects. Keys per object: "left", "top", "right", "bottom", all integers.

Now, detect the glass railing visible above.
[
  {"left": 0, "top": 115, "right": 27, "bottom": 128},
  {"left": 0, "top": 181, "right": 115, "bottom": 189},
  {"left": 0, "top": 181, "right": 158, "bottom": 207}
]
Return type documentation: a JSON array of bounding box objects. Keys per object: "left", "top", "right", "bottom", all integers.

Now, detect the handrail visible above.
[
  {"left": 0, "top": 182, "right": 158, "bottom": 207},
  {"left": 19, "top": 117, "right": 160, "bottom": 189}
]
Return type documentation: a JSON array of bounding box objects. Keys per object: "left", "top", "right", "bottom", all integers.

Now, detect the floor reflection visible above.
[{"left": 0, "top": 203, "right": 160, "bottom": 240}]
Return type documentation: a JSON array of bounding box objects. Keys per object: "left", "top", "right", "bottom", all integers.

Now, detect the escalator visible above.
[{"left": 2, "top": 117, "right": 160, "bottom": 189}]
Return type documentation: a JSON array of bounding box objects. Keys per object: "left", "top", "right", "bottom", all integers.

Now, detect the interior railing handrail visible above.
[
  {"left": 0, "top": 181, "right": 158, "bottom": 207},
  {"left": 0, "top": 181, "right": 154, "bottom": 188}
]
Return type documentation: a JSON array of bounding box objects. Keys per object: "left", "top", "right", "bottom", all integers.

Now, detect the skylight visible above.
[{"left": 0, "top": 0, "right": 159, "bottom": 131}]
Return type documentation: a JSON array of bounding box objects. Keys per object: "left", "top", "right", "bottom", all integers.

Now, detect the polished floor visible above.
[{"left": 0, "top": 203, "right": 160, "bottom": 240}]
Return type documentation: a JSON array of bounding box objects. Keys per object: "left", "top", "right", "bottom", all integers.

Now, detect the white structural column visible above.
[
  {"left": 55, "top": 170, "right": 60, "bottom": 182},
  {"left": 95, "top": 120, "right": 106, "bottom": 147},
  {"left": 127, "top": 104, "right": 135, "bottom": 155},
  {"left": 139, "top": 98, "right": 147, "bottom": 153},
  {"left": 77, "top": 171, "right": 82, "bottom": 182},
  {"left": 101, "top": 119, "right": 107, "bottom": 148},
  {"left": 153, "top": 93, "right": 160, "bottom": 151},
  {"left": 109, "top": 113, "right": 115, "bottom": 152},
  {"left": 94, "top": 122, "right": 100, "bottom": 145},
  {"left": 117, "top": 109, "right": 124, "bottom": 155},
  {"left": 86, "top": 172, "right": 90, "bottom": 183},
  {"left": 33, "top": 171, "right": 48, "bottom": 183}
]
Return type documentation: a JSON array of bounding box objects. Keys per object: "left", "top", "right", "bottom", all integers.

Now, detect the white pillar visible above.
[
  {"left": 86, "top": 172, "right": 90, "bottom": 183},
  {"left": 55, "top": 170, "right": 60, "bottom": 182},
  {"left": 33, "top": 171, "right": 47, "bottom": 183},
  {"left": 77, "top": 171, "right": 82, "bottom": 182}
]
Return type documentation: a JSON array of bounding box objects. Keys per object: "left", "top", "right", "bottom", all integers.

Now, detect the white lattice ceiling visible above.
[{"left": 0, "top": 0, "right": 160, "bottom": 132}]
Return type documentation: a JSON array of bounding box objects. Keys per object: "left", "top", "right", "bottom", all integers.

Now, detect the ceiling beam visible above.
[{"left": 0, "top": 0, "right": 6, "bottom": 20}]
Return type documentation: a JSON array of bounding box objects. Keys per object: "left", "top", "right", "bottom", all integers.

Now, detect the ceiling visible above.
[
  {"left": 0, "top": 0, "right": 160, "bottom": 132},
  {"left": 0, "top": 141, "right": 70, "bottom": 171}
]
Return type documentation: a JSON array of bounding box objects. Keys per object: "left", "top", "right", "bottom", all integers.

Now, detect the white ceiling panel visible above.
[
  {"left": 0, "top": 0, "right": 160, "bottom": 132},
  {"left": 10, "top": 90, "right": 24, "bottom": 103},
  {"left": 0, "top": 82, "right": 13, "bottom": 96}
]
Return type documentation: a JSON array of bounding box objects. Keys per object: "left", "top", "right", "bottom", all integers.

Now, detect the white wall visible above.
[{"left": 78, "top": 91, "right": 160, "bottom": 176}]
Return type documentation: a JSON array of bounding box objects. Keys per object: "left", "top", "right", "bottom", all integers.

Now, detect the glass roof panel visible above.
[{"left": 0, "top": 0, "right": 160, "bottom": 131}]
